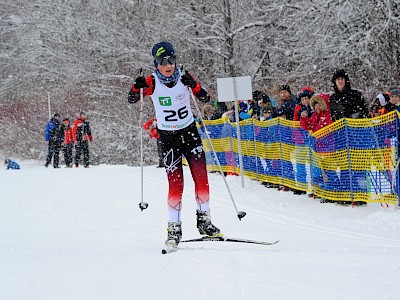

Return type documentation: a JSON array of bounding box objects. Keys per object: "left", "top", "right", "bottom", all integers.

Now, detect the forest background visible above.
[{"left": 1, "top": 0, "right": 399, "bottom": 165}]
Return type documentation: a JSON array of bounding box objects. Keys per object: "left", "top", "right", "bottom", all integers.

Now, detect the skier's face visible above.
[{"left": 157, "top": 62, "right": 175, "bottom": 77}]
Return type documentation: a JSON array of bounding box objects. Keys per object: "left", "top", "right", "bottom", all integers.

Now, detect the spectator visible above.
[
  {"left": 254, "top": 92, "right": 275, "bottom": 119},
  {"left": 209, "top": 96, "right": 228, "bottom": 119},
  {"left": 292, "top": 89, "right": 314, "bottom": 195},
  {"left": 300, "top": 94, "right": 338, "bottom": 202},
  {"left": 277, "top": 84, "right": 297, "bottom": 192},
  {"left": 72, "top": 110, "right": 93, "bottom": 168},
  {"left": 236, "top": 101, "right": 251, "bottom": 121},
  {"left": 278, "top": 84, "right": 297, "bottom": 121},
  {"left": 329, "top": 69, "right": 369, "bottom": 121},
  {"left": 45, "top": 112, "right": 63, "bottom": 168},
  {"left": 62, "top": 118, "right": 73, "bottom": 168},
  {"left": 259, "top": 106, "right": 279, "bottom": 188},
  {"left": 370, "top": 93, "right": 389, "bottom": 117},
  {"left": 329, "top": 69, "right": 369, "bottom": 205},
  {"left": 259, "top": 104, "right": 276, "bottom": 121},
  {"left": 300, "top": 94, "right": 333, "bottom": 132},
  {"left": 388, "top": 89, "right": 400, "bottom": 112},
  {"left": 4, "top": 159, "right": 20, "bottom": 170},
  {"left": 247, "top": 98, "right": 258, "bottom": 117},
  {"left": 202, "top": 104, "right": 217, "bottom": 120},
  {"left": 293, "top": 90, "right": 313, "bottom": 121}
]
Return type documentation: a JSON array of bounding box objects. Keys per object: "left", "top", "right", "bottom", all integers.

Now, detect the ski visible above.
[
  {"left": 180, "top": 236, "right": 279, "bottom": 245},
  {"left": 161, "top": 242, "right": 178, "bottom": 254}
]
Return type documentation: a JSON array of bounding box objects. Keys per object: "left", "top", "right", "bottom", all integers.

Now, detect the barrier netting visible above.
[{"left": 198, "top": 111, "right": 400, "bottom": 206}]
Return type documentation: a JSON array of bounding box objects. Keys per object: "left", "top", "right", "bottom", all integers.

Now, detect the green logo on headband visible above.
[
  {"left": 156, "top": 47, "right": 166, "bottom": 57},
  {"left": 158, "top": 96, "right": 172, "bottom": 106}
]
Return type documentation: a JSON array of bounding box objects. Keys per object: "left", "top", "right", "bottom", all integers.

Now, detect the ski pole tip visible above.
[
  {"left": 139, "top": 202, "right": 149, "bottom": 211},
  {"left": 237, "top": 211, "right": 246, "bottom": 220}
]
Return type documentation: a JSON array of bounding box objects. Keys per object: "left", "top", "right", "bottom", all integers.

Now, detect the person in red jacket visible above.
[
  {"left": 300, "top": 94, "right": 338, "bottom": 203},
  {"left": 128, "top": 41, "right": 220, "bottom": 249},
  {"left": 300, "top": 94, "right": 333, "bottom": 132},
  {"left": 62, "top": 118, "right": 74, "bottom": 168},
  {"left": 71, "top": 110, "right": 93, "bottom": 168}
]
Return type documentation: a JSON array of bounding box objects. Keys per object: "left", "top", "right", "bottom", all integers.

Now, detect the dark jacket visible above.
[
  {"left": 72, "top": 118, "right": 93, "bottom": 143},
  {"left": 45, "top": 118, "right": 63, "bottom": 143},
  {"left": 280, "top": 98, "right": 297, "bottom": 120},
  {"left": 329, "top": 70, "right": 369, "bottom": 121}
]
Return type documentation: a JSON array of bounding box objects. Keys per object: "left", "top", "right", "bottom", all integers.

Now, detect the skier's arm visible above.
[
  {"left": 181, "top": 70, "right": 210, "bottom": 102},
  {"left": 128, "top": 75, "right": 154, "bottom": 103}
]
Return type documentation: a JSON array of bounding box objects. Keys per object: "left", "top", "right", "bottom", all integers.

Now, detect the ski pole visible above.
[
  {"left": 187, "top": 85, "right": 246, "bottom": 220},
  {"left": 138, "top": 68, "right": 149, "bottom": 211}
]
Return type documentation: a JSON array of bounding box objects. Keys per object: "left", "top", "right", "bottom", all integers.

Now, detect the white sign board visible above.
[{"left": 216, "top": 76, "right": 252, "bottom": 102}]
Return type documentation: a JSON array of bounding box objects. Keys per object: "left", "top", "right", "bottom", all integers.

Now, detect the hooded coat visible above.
[
  {"left": 300, "top": 94, "right": 333, "bottom": 133},
  {"left": 329, "top": 69, "right": 369, "bottom": 121}
]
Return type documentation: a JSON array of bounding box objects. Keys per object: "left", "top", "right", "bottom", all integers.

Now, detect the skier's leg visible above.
[
  {"left": 160, "top": 133, "right": 184, "bottom": 223},
  {"left": 183, "top": 126, "right": 210, "bottom": 212},
  {"left": 182, "top": 125, "right": 220, "bottom": 236}
]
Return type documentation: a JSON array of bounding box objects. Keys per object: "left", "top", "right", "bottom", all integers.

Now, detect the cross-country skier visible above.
[{"left": 128, "top": 41, "right": 221, "bottom": 249}]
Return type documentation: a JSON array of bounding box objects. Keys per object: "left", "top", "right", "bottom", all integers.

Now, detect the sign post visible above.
[{"left": 217, "top": 76, "right": 252, "bottom": 188}]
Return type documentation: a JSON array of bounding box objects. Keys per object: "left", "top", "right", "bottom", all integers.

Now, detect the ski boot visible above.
[
  {"left": 196, "top": 210, "right": 222, "bottom": 237},
  {"left": 165, "top": 221, "right": 182, "bottom": 249}
]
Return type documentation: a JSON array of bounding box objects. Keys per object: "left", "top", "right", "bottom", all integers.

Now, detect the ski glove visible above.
[
  {"left": 180, "top": 70, "right": 197, "bottom": 88},
  {"left": 133, "top": 76, "right": 149, "bottom": 90}
]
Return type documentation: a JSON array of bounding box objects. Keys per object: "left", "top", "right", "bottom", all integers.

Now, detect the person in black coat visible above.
[
  {"left": 329, "top": 69, "right": 369, "bottom": 205},
  {"left": 45, "top": 113, "right": 63, "bottom": 168},
  {"left": 329, "top": 69, "right": 369, "bottom": 121}
]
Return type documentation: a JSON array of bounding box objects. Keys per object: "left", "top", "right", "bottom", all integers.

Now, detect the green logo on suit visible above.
[{"left": 159, "top": 96, "right": 172, "bottom": 106}]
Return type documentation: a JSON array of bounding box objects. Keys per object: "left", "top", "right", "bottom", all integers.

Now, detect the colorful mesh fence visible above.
[{"left": 199, "top": 111, "right": 400, "bottom": 206}]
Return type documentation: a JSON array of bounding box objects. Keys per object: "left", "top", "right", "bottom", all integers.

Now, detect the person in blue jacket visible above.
[
  {"left": 45, "top": 113, "right": 63, "bottom": 168},
  {"left": 4, "top": 159, "right": 20, "bottom": 170}
]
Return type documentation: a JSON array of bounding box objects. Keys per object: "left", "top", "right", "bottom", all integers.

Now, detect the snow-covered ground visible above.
[{"left": 1, "top": 161, "right": 400, "bottom": 300}]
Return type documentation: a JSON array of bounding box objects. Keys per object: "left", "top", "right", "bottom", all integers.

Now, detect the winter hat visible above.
[
  {"left": 300, "top": 86, "right": 314, "bottom": 95},
  {"left": 152, "top": 42, "right": 175, "bottom": 58},
  {"left": 152, "top": 42, "right": 176, "bottom": 67},
  {"left": 54, "top": 113, "right": 60, "bottom": 118},
  {"left": 280, "top": 84, "right": 291, "bottom": 94},
  {"left": 297, "top": 90, "right": 313, "bottom": 100},
  {"left": 260, "top": 93, "right": 270, "bottom": 104},
  {"left": 63, "top": 118, "right": 70, "bottom": 122},
  {"left": 239, "top": 101, "right": 248, "bottom": 112},
  {"left": 376, "top": 93, "right": 388, "bottom": 106},
  {"left": 310, "top": 94, "right": 328, "bottom": 112},
  {"left": 332, "top": 69, "right": 348, "bottom": 82},
  {"left": 252, "top": 90, "right": 262, "bottom": 100},
  {"left": 390, "top": 89, "right": 400, "bottom": 97},
  {"left": 255, "top": 92, "right": 270, "bottom": 104}
]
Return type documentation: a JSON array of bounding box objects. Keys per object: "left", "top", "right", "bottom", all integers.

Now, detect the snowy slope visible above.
[{"left": 1, "top": 161, "right": 400, "bottom": 300}]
